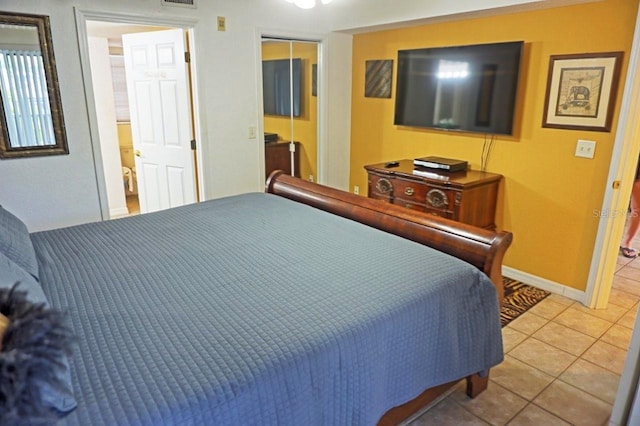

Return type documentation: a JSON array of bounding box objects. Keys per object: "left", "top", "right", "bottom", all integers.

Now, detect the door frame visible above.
[
  {"left": 74, "top": 8, "right": 205, "bottom": 219},
  {"left": 586, "top": 4, "right": 640, "bottom": 309},
  {"left": 255, "top": 28, "right": 327, "bottom": 186}
]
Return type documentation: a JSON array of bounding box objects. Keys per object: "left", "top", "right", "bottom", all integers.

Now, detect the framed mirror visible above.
[{"left": 0, "top": 12, "right": 68, "bottom": 158}]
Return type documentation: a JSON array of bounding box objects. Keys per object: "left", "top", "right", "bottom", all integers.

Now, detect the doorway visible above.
[
  {"left": 261, "top": 38, "right": 319, "bottom": 183},
  {"left": 75, "top": 10, "right": 203, "bottom": 220}
]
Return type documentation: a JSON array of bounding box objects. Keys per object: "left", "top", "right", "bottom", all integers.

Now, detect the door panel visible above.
[
  {"left": 167, "top": 166, "right": 187, "bottom": 207},
  {"left": 141, "top": 163, "right": 161, "bottom": 212},
  {"left": 160, "top": 81, "right": 181, "bottom": 145},
  {"left": 123, "top": 28, "right": 195, "bottom": 214}
]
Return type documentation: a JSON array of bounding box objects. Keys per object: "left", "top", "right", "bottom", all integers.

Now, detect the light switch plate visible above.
[
  {"left": 575, "top": 139, "right": 596, "bottom": 159},
  {"left": 217, "top": 16, "right": 226, "bottom": 31}
]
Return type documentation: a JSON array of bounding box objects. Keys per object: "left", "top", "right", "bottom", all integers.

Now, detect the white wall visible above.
[{"left": 0, "top": 0, "right": 593, "bottom": 231}]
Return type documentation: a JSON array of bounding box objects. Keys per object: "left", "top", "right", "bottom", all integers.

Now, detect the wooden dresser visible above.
[
  {"left": 265, "top": 141, "right": 300, "bottom": 179},
  {"left": 365, "top": 159, "right": 502, "bottom": 229}
]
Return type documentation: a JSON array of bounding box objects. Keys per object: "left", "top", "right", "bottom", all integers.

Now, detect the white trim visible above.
[
  {"left": 76, "top": 8, "right": 198, "bottom": 28},
  {"left": 74, "top": 9, "right": 108, "bottom": 221},
  {"left": 316, "top": 36, "right": 329, "bottom": 186},
  {"left": 611, "top": 296, "right": 640, "bottom": 426},
  {"left": 255, "top": 27, "right": 328, "bottom": 186},
  {"left": 74, "top": 8, "right": 205, "bottom": 216},
  {"left": 586, "top": 6, "right": 640, "bottom": 309},
  {"left": 185, "top": 27, "right": 206, "bottom": 202},
  {"left": 109, "top": 207, "right": 130, "bottom": 218},
  {"left": 502, "top": 266, "right": 587, "bottom": 305}
]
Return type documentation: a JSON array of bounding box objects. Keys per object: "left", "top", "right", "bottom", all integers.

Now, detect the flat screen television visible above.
[
  {"left": 394, "top": 41, "right": 523, "bottom": 135},
  {"left": 262, "top": 58, "right": 302, "bottom": 117}
]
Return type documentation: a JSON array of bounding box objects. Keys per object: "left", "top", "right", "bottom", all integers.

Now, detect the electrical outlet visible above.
[
  {"left": 248, "top": 126, "right": 256, "bottom": 139},
  {"left": 354, "top": 186, "right": 360, "bottom": 195},
  {"left": 308, "top": 175, "right": 314, "bottom": 182},
  {"left": 575, "top": 139, "right": 596, "bottom": 159}
]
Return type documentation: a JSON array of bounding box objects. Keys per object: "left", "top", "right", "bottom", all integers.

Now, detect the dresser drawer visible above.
[
  {"left": 369, "top": 174, "right": 430, "bottom": 199},
  {"left": 423, "top": 206, "right": 454, "bottom": 220},
  {"left": 393, "top": 179, "right": 430, "bottom": 201},
  {"left": 393, "top": 198, "right": 427, "bottom": 212}
]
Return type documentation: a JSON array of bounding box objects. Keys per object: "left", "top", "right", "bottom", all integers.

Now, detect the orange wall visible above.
[
  {"left": 262, "top": 41, "right": 318, "bottom": 181},
  {"left": 350, "top": 0, "right": 639, "bottom": 291}
]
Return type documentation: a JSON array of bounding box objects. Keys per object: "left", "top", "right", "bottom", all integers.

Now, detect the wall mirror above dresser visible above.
[{"left": 0, "top": 12, "right": 68, "bottom": 158}]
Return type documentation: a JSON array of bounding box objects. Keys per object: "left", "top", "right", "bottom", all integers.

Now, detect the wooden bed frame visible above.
[{"left": 266, "top": 171, "right": 513, "bottom": 425}]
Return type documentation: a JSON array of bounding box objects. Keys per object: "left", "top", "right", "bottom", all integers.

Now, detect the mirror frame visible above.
[{"left": 0, "top": 12, "right": 68, "bottom": 159}]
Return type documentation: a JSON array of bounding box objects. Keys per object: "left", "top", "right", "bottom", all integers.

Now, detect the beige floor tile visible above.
[
  {"left": 553, "top": 307, "right": 613, "bottom": 338},
  {"left": 409, "top": 397, "right": 489, "bottom": 425},
  {"left": 624, "top": 257, "right": 640, "bottom": 269},
  {"left": 615, "top": 265, "right": 640, "bottom": 281},
  {"left": 571, "top": 302, "right": 628, "bottom": 323},
  {"left": 582, "top": 340, "right": 628, "bottom": 375},
  {"left": 616, "top": 255, "right": 630, "bottom": 267},
  {"left": 509, "top": 338, "right": 576, "bottom": 377},
  {"left": 502, "top": 327, "right": 528, "bottom": 354},
  {"left": 506, "top": 403, "right": 571, "bottom": 426},
  {"left": 526, "top": 298, "right": 569, "bottom": 320},
  {"left": 450, "top": 381, "right": 527, "bottom": 425},
  {"left": 533, "top": 380, "right": 612, "bottom": 426},
  {"left": 545, "top": 293, "right": 574, "bottom": 306},
  {"left": 617, "top": 304, "right": 638, "bottom": 329},
  {"left": 506, "top": 312, "right": 549, "bottom": 336},
  {"left": 612, "top": 275, "right": 640, "bottom": 297},
  {"left": 559, "top": 358, "right": 621, "bottom": 404},
  {"left": 490, "top": 356, "right": 554, "bottom": 401},
  {"left": 608, "top": 288, "right": 640, "bottom": 309},
  {"left": 532, "top": 321, "right": 596, "bottom": 356},
  {"left": 600, "top": 323, "right": 633, "bottom": 350}
]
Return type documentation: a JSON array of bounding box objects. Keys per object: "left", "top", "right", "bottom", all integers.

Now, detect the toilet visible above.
[{"left": 122, "top": 166, "right": 138, "bottom": 195}]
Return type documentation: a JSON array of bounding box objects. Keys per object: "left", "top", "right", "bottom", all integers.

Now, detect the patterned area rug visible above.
[{"left": 501, "top": 277, "right": 550, "bottom": 327}]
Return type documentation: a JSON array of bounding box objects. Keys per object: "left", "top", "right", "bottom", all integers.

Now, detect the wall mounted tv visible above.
[
  {"left": 262, "top": 58, "right": 302, "bottom": 117},
  {"left": 394, "top": 41, "right": 523, "bottom": 135}
]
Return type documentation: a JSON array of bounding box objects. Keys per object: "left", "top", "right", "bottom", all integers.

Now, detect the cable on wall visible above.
[{"left": 480, "top": 134, "right": 496, "bottom": 172}]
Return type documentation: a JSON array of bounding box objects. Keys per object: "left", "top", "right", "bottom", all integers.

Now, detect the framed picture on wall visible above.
[
  {"left": 542, "top": 51, "right": 623, "bottom": 132},
  {"left": 365, "top": 59, "right": 393, "bottom": 98}
]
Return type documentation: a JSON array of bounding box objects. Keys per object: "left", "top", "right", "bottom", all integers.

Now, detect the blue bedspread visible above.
[{"left": 31, "top": 193, "right": 503, "bottom": 425}]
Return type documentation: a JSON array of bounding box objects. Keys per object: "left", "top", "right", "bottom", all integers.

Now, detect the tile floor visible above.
[
  {"left": 406, "top": 252, "right": 640, "bottom": 425},
  {"left": 126, "top": 194, "right": 140, "bottom": 215}
]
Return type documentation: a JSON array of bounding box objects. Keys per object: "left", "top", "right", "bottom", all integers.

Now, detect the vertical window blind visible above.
[{"left": 0, "top": 49, "right": 54, "bottom": 147}]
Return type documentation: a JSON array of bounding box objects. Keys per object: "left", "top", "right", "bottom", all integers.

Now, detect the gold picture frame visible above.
[{"left": 542, "top": 51, "right": 623, "bottom": 132}]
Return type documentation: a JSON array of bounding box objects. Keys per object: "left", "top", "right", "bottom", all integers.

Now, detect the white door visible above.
[{"left": 122, "top": 29, "right": 195, "bottom": 213}]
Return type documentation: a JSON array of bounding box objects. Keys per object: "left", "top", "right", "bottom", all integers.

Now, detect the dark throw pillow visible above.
[{"left": 0, "top": 283, "right": 77, "bottom": 425}]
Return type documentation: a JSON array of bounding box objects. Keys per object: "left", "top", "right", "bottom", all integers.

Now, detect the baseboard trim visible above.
[
  {"left": 109, "top": 207, "right": 130, "bottom": 219},
  {"left": 502, "top": 266, "right": 587, "bottom": 305}
]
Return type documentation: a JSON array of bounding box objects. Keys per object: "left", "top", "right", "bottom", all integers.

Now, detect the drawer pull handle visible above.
[
  {"left": 404, "top": 204, "right": 413, "bottom": 209},
  {"left": 426, "top": 189, "right": 448, "bottom": 208},
  {"left": 375, "top": 178, "right": 393, "bottom": 194},
  {"left": 404, "top": 187, "right": 414, "bottom": 196}
]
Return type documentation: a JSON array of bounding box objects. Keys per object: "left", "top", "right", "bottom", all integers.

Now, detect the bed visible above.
[{"left": 0, "top": 171, "right": 512, "bottom": 425}]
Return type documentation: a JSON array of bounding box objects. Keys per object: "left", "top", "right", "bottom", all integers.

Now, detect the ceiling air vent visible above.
[{"left": 161, "top": 0, "right": 196, "bottom": 8}]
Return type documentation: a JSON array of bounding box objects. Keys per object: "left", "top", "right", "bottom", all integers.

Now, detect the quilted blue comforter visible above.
[{"left": 31, "top": 193, "right": 503, "bottom": 425}]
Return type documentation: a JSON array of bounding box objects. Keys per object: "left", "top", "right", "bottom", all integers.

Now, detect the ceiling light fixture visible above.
[{"left": 285, "top": 0, "right": 333, "bottom": 9}]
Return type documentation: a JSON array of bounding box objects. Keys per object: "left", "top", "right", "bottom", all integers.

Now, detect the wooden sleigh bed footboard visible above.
[
  {"left": 266, "top": 171, "right": 513, "bottom": 425},
  {"left": 265, "top": 171, "right": 512, "bottom": 298}
]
